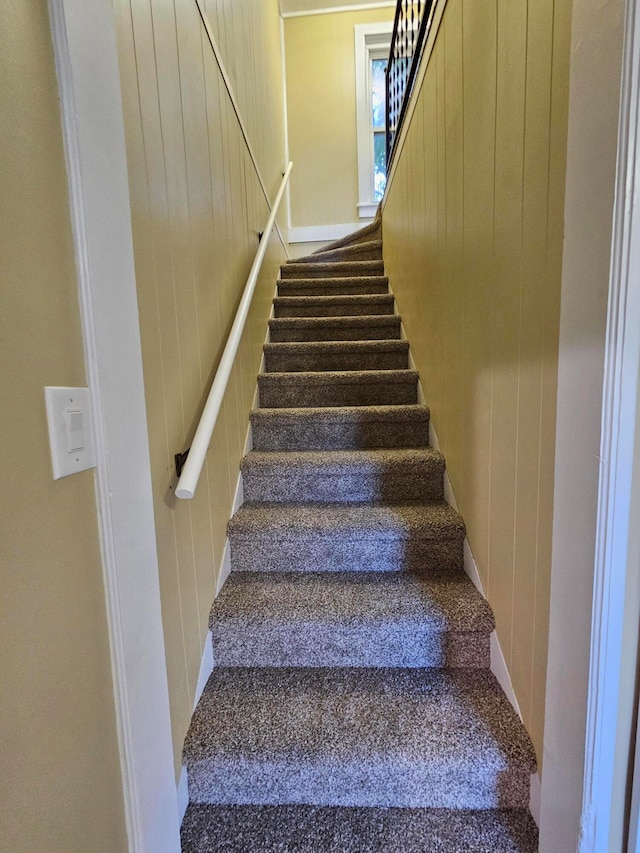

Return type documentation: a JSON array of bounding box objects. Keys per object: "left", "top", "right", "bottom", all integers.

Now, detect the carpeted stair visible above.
[{"left": 181, "top": 221, "right": 539, "bottom": 851}]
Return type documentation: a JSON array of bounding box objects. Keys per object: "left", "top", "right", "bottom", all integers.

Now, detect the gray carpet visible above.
[
  {"left": 181, "top": 805, "right": 539, "bottom": 852},
  {"left": 241, "top": 448, "right": 445, "bottom": 502},
  {"left": 210, "top": 570, "right": 493, "bottom": 668},
  {"left": 258, "top": 368, "right": 419, "bottom": 408},
  {"left": 250, "top": 404, "right": 431, "bottom": 451},
  {"left": 263, "top": 340, "right": 409, "bottom": 372},
  {"left": 183, "top": 668, "right": 535, "bottom": 808},
  {"left": 268, "top": 314, "right": 401, "bottom": 342},
  {"left": 289, "top": 239, "right": 383, "bottom": 264},
  {"left": 181, "top": 226, "right": 539, "bottom": 850},
  {"left": 228, "top": 500, "right": 465, "bottom": 574},
  {"left": 273, "top": 294, "right": 395, "bottom": 317},
  {"left": 277, "top": 275, "right": 389, "bottom": 296},
  {"left": 280, "top": 259, "right": 385, "bottom": 279}
]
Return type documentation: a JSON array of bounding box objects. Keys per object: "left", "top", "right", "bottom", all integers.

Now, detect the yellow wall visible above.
[
  {"left": 382, "top": 0, "right": 571, "bottom": 762},
  {"left": 113, "top": 0, "right": 287, "bottom": 771},
  {"left": 0, "top": 2, "right": 128, "bottom": 850},
  {"left": 285, "top": 7, "right": 395, "bottom": 228},
  {"left": 203, "top": 0, "right": 287, "bottom": 204}
]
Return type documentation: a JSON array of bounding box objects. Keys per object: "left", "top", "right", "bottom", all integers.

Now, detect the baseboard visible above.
[
  {"left": 178, "top": 372, "right": 257, "bottom": 818},
  {"left": 288, "top": 222, "right": 371, "bottom": 243},
  {"left": 405, "top": 334, "right": 542, "bottom": 824},
  {"left": 177, "top": 765, "right": 189, "bottom": 823}
]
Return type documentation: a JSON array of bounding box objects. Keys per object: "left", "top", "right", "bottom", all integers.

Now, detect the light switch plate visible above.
[{"left": 44, "top": 387, "right": 96, "bottom": 479}]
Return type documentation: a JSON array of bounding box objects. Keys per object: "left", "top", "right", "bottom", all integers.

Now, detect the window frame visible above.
[{"left": 354, "top": 23, "right": 393, "bottom": 220}]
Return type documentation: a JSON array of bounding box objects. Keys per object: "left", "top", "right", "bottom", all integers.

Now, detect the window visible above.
[{"left": 355, "top": 23, "right": 393, "bottom": 219}]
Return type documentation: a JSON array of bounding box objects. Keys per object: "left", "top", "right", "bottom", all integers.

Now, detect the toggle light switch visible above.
[
  {"left": 65, "top": 409, "right": 84, "bottom": 453},
  {"left": 44, "top": 387, "right": 96, "bottom": 479}
]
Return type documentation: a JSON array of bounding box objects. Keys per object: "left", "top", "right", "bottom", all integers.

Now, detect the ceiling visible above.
[{"left": 280, "top": 1, "right": 395, "bottom": 17}]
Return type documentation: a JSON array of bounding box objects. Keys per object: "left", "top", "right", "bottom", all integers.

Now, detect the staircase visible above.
[{"left": 180, "top": 218, "right": 539, "bottom": 852}]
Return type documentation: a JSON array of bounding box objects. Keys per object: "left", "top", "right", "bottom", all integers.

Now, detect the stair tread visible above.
[
  {"left": 229, "top": 500, "right": 465, "bottom": 538},
  {"left": 251, "top": 403, "right": 430, "bottom": 422},
  {"left": 184, "top": 667, "right": 536, "bottom": 774},
  {"left": 250, "top": 405, "right": 430, "bottom": 450},
  {"left": 288, "top": 240, "right": 383, "bottom": 265},
  {"left": 259, "top": 369, "right": 418, "bottom": 385},
  {"left": 281, "top": 260, "right": 385, "bottom": 279},
  {"left": 241, "top": 446, "right": 443, "bottom": 471},
  {"left": 277, "top": 275, "right": 389, "bottom": 286},
  {"left": 273, "top": 293, "right": 394, "bottom": 318},
  {"left": 269, "top": 314, "right": 400, "bottom": 327},
  {"left": 263, "top": 339, "right": 408, "bottom": 352},
  {"left": 182, "top": 804, "right": 538, "bottom": 853},
  {"left": 292, "top": 238, "right": 383, "bottom": 261},
  {"left": 212, "top": 570, "right": 493, "bottom": 632},
  {"left": 274, "top": 294, "right": 394, "bottom": 306}
]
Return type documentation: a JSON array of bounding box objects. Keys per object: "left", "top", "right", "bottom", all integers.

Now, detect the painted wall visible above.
[
  {"left": 382, "top": 0, "right": 571, "bottom": 765},
  {"left": 113, "top": 0, "right": 287, "bottom": 771},
  {"left": 203, "top": 0, "right": 287, "bottom": 204},
  {"left": 0, "top": 2, "right": 128, "bottom": 850},
  {"left": 284, "top": 7, "right": 395, "bottom": 229}
]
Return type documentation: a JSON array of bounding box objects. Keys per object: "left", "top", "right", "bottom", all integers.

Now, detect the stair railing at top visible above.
[
  {"left": 385, "top": 0, "right": 436, "bottom": 168},
  {"left": 175, "top": 161, "right": 293, "bottom": 500}
]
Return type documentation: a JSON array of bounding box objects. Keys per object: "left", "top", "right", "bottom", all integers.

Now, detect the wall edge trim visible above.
[
  {"left": 581, "top": 0, "right": 640, "bottom": 844},
  {"left": 47, "top": 0, "right": 180, "bottom": 849}
]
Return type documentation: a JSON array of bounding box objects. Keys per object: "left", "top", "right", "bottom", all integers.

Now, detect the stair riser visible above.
[
  {"left": 263, "top": 349, "right": 408, "bottom": 372},
  {"left": 250, "top": 415, "right": 430, "bottom": 451},
  {"left": 273, "top": 299, "right": 394, "bottom": 318},
  {"left": 280, "top": 263, "right": 385, "bottom": 280},
  {"left": 187, "top": 764, "right": 530, "bottom": 809},
  {"left": 229, "top": 533, "right": 464, "bottom": 574},
  {"left": 277, "top": 279, "right": 389, "bottom": 296},
  {"left": 182, "top": 804, "right": 539, "bottom": 853},
  {"left": 269, "top": 321, "right": 401, "bottom": 342},
  {"left": 298, "top": 247, "right": 383, "bottom": 263},
  {"left": 258, "top": 378, "right": 417, "bottom": 408},
  {"left": 242, "top": 469, "right": 444, "bottom": 503},
  {"left": 211, "top": 628, "right": 489, "bottom": 668}
]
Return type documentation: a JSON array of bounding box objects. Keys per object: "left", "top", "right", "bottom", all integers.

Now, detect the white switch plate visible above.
[{"left": 44, "top": 387, "right": 96, "bottom": 479}]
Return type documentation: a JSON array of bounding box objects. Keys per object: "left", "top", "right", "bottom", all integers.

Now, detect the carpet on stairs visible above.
[{"left": 181, "top": 226, "right": 539, "bottom": 852}]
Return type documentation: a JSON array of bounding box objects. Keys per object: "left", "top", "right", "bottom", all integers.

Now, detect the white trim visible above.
[
  {"left": 582, "top": 0, "right": 640, "bottom": 846},
  {"left": 281, "top": 2, "right": 395, "bottom": 18},
  {"left": 355, "top": 23, "right": 393, "bottom": 217},
  {"left": 177, "top": 767, "right": 189, "bottom": 823},
  {"left": 288, "top": 222, "right": 370, "bottom": 242},
  {"left": 47, "top": 1, "right": 180, "bottom": 850},
  {"left": 629, "top": 704, "right": 640, "bottom": 852},
  {"left": 358, "top": 202, "right": 379, "bottom": 219}
]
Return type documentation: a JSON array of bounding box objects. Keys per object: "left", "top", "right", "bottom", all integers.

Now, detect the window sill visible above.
[{"left": 358, "top": 202, "right": 379, "bottom": 219}]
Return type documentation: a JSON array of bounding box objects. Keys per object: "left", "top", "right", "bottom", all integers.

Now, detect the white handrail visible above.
[{"left": 175, "top": 162, "right": 293, "bottom": 499}]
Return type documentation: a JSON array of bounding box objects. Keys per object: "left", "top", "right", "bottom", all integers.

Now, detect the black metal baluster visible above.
[{"left": 385, "top": 0, "right": 435, "bottom": 169}]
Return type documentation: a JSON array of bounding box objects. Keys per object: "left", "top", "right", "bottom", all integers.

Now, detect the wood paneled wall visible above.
[
  {"left": 114, "top": 0, "right": 287, "bottom": 770},
  {"left": 382, "top": 0, "right": 571, "bottom": 762}
]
